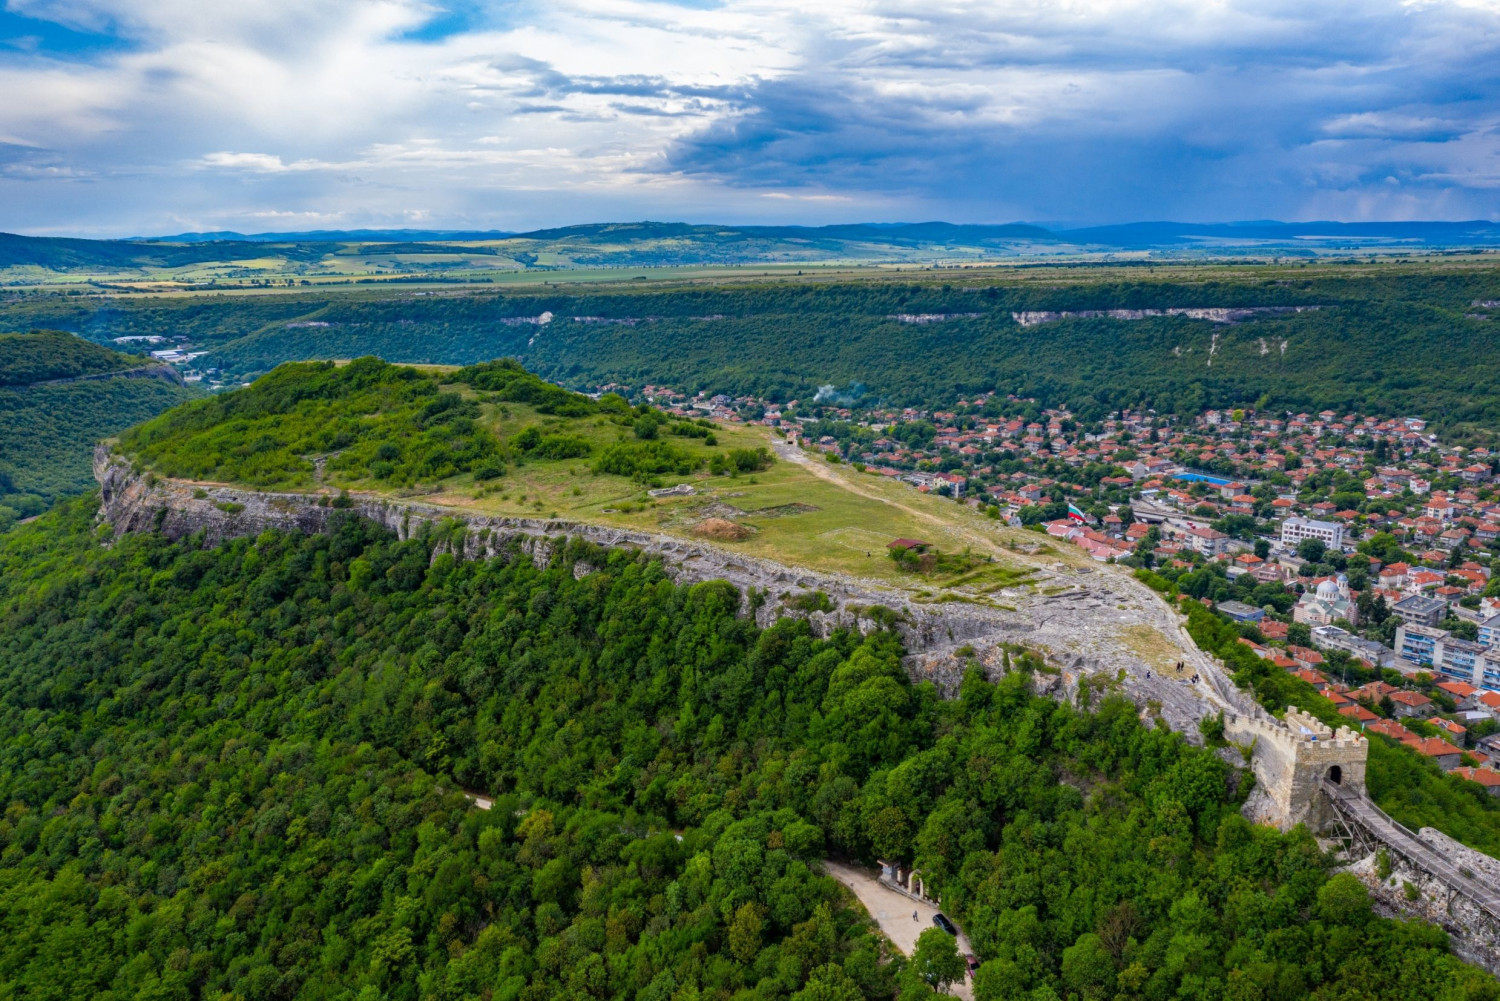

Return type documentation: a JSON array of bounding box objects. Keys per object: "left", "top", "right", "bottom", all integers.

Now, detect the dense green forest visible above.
[
  {"left": 5, "top": 264, "right": 1500, "bottom": 425},
  {"left": 0, "top": 328, "right": 143, "bottom": 385},
  {"left": 0, "top": 330, "right": 196, "bottom": 530},
  {"left": 0, "top": 502, "right": 1493, "bottom": 1000},
  {"left": 117, "top": 358, "right": 516, "bottom": 490}
]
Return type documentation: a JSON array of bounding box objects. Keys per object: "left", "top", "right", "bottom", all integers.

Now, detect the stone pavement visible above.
[{"left": 822, "top": 860, "right": 974, "bottom": 1000}]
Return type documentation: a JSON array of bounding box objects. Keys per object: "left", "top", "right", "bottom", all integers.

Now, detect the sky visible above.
[{"left": 1, "top": 0, "right": 1499, "bottom": 236}]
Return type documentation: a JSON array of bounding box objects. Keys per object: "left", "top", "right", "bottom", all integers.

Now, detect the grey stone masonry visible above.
[{"left": 1225, "top": 707, "right": 1368, "bottom": 831}]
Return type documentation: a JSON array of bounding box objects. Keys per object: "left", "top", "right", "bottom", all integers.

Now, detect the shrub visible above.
[
  {"left": 593, "top": 440, "right": 700, "bottom": 481},
  {"left": 533, "top": 434, "right": 592, "bottom": 460}
]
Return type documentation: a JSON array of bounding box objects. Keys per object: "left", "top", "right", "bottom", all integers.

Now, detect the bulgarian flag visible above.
[{"left": 1067, "top": 503, "right": 1090, "bottom": 523}]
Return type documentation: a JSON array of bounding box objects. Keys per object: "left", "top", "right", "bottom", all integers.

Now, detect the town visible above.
[{"left": 625, "top": 382, "right": 1500, "bottom": 793}]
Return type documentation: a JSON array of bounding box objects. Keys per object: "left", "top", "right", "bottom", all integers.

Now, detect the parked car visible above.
[
  {"left": 966, "top": 954, "right": 980, "bottom": 978},
  {"left": 932, "top": 913, "right": 957, "bottom": 936}
]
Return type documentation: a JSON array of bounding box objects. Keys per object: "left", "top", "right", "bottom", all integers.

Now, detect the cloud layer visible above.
[{"left": 1, "top": 0, "right": 1498, "bottom": 234}]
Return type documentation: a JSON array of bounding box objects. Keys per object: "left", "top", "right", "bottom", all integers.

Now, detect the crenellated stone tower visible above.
[{"left": 1225, "top": 706, "right": 1368, "bottom": 831}]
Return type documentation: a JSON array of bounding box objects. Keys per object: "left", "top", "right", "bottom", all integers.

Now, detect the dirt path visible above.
[
  {"left": 823, "top": 860, "right": 974, "bottom": 999},
  {"left": 773, "top": 440, "right": 1006, "bottom": 559}
]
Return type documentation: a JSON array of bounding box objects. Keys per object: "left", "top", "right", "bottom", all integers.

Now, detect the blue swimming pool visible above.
[{"left": 1173, "top": 472, "right": 1232, "bottom": 486}]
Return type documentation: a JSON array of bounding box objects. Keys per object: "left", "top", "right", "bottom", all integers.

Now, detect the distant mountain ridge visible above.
[
  {"left": 1062, "top": 220, "right": 1500, "bottom": 246},
  {"left": 4, "top": 219, "right": 1500, "bottom": 276},
  {"left": 137, "top": 221, "right": 1055, "bottom": 244},
  {"left": 134, "top": 218, "right": 1500, "bottom": 247}
]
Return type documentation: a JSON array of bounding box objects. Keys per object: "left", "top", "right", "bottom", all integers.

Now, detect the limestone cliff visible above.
[{"left": 94, "top": 444, "right": 1243, "bottom": 730}]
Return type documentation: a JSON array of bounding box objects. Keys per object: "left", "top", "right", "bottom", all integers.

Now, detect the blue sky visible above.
[{"left": 1, "top": 0, "right": 1499, "bottom": 236}]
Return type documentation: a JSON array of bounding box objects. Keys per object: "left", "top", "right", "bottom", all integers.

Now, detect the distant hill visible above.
[
  {"left": 0, "top": 330, "right": 197, "bottom": 528},
  {"left": 6, "top": 261, "right": 1500, "bottom": 430},
  {"left": 0, "top": 232, "right": 334, "bottom": 270},
  {"left": 140, "top": 219, "right": 1500, "bottom": 248},
  {"left": 6, "top": 219, "right": 1500, "bottom": 279},
  {"left": 505, "top": 220, "right": 1054, "bottom": 244},
  {"left": 1060, "top": 220, "right": 1500, "bottom": 249},
  {"left": 147, "top": 221, "right": 1052, "bottom": 245},
  {"left": 149, "top": 228, "right": 519, "bottom": 243},
  {"left": 0, "top": 327, "right": 142, "bottom": 385}
]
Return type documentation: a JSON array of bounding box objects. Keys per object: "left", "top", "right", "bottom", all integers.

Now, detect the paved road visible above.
[{"left": 823, "top": 860, "right": 974, "bottom": 999}]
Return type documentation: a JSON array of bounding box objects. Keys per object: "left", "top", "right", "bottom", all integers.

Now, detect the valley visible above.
[
  {"left": 0, "top": 329, "right": 197, "bottom": 529},
  {"left": 7, "top": 258, "right": 1500, "bottom": 998}
]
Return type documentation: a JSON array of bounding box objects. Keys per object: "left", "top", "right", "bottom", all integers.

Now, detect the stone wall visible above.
[{"left": 1224, "top": 706, "right": 1368, "bottom": 830}]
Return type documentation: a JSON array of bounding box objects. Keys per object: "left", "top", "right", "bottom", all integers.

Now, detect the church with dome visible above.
[{"left": 1293, "top": 574, "right": 1359, "bottom": 627}]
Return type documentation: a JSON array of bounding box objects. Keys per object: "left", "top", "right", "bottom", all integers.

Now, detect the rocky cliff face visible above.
[
  {"left": 95, "top": 445, "right": 1248, "bottom": 730},
  {"left": 1346, "top": 827, "right": 1500, "bottom": 973}
]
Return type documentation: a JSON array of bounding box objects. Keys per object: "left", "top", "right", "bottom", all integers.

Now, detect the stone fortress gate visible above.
[{"left": 1224, "top": 706, "right": 1368, "bottom": 831}]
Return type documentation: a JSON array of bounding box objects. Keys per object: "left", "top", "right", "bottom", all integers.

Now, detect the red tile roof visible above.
[
  {"left": 1367, "top": 719, "right": 1414, "bottom": 742},
  {"left": 1412, "top": 737, "right": 1461, "bottom": 759},
  {"left": 1453, "top": 767, "right": 1500, "bottom": 788}
]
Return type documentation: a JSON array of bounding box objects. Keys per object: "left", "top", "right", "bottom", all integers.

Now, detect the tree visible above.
[
  {"left": 1254, "top": 539, "right": 1270, "bottom": 560},
  {"left": 1297, "top": 538, "right": 1327, "bottom": 563},
  {"left": 728, "top": 902, "right": 766, "bottom": 963},
  {"left": 1060, "top": 933, "right": 1117, "bottom": 999},
  {"left": 909, "top": 927, "right": 966, "bottom": 992},
  {"left": 1315, "top": 873, "right": 1372, "bottom": 926},
  {"left": 790, "top": 965, "right": 865, "bottom": 1001},
  {"left": 973, "top": 960, "right": 1031, "bottom": 1001},
  {"left": 869, "top": 805, "right": 914, "bottom": 861}
]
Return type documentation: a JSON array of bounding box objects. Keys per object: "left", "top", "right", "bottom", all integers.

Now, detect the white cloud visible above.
[{"left": 0, "top": 0, "right": 1497, "bottom": 232}]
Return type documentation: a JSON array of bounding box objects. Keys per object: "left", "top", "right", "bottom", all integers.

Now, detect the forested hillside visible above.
[
  {"left": 0, "top": 328, "right": 141, "bottom": 385},
  {"left": 0, "top": 330, "right": 195, "bottom": 530},
  {"left": 116, "top": 356, "right": 725, "bottom": 498},
  {"left": 0, "top": 502, "right": 1492, "bottom": 1000},
  {"left": 5, "top": 262, "right": 1500, "bottom": 427}
]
